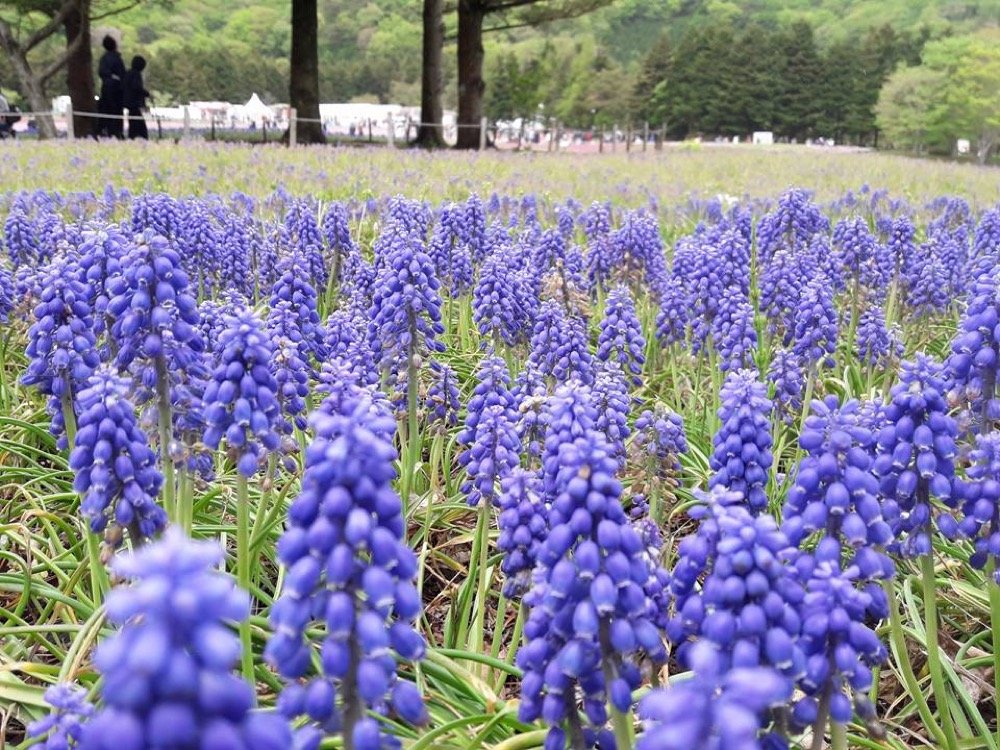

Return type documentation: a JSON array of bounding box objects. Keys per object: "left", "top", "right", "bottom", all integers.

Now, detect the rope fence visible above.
[{"left": 5, "top": 106, "right": 670, "bottom": 153}]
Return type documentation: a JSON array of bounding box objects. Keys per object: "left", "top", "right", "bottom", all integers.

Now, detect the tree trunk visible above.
[
  {"left": 977, "top": 133, "right": 995, "bottom": 166},
  {"left": 0, "top": 22, "right": 56, "bottom": 139},
  {"left": 455, "top": 0, "right": 485, "bottom": 150},
  {"left": 63, "top": 0, "right": 95, "bottom": 138},
  {"left": 415, "top": 0, "right": 445, "bottom": 148},
  {"left": 289, "top": 0, "right": 325, "bottom": 144}
]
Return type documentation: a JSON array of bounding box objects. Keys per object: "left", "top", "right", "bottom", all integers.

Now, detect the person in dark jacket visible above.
[
  {"left": 123, "top": 56, "right": 151, "bottom": 140},
  {"left": 97, "top": 35, "right": 126, "bottom": 138}
]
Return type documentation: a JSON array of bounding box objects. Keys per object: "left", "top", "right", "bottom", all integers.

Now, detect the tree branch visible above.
[
  {"left": 90, "top": 0, "right": 144, "bottom": 22},
  {"left": 25, "top": 0, "right": 76, "bottom": 52}
]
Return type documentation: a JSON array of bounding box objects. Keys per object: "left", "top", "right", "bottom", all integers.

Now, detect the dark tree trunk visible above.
[
  {"left": 415, "top": 0, "right": 444, "bottom": 148},
  {"left": 289, "top": 0, "right": 325, "bottom": 144},
  {"left": 455, "top": 0, "right": 485, "bottom": 150},
  {"left": 63, "top": 0, "right": 95, "bottom": 138}
]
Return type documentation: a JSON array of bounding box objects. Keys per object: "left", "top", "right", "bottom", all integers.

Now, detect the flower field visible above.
[{"left": 2, "top": 143, "right": 1000, "bottom": 750}]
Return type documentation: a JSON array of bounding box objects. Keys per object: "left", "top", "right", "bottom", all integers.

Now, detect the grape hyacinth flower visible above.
[
  {"left": 767, "top": 348, "right": 805, "bottom": 425},
  {"left": 426, "top": 361, "right": 461, "bottom": 430},
  {"left": 474, "top": 247, "right": 522, "bottom": 347},
  {"left": 945, "top": 267, "right": 1000, "bottom": 429},
  {"left": 528, "top": 300, "right": 594, "bottom": 386},
  {"left": 782, "top": 395, "right": 895, "bottom": 589},
  {"left": 668, "top": 489, "right": 804, "bottom": 690},
  {"left": 591, "top": 362, "right": 631, "bottom": 467},
  {"left": 636, "top": 641, "right": 791, "bottom": 750},
  {"left": 947, "top": 433, "right": 1000, "bottom": 581},
  {"left": 457, "top": 356, "right": 521, "bottom": 507},
  {"left": 708, "top": 370, "right": 774, "bottom": 515},
  {"left": 872, "top": 355, "right": 958, "bottom": 558},
  {"left": 28, "top": 683, "right": 95, "bottom": 750},
  {"left": 21, "top": 257, "right": 99, "bottom": 448},
  {"left": 855, "top": 303, "right": 902, "bottom": 369},
  {"left": 72, "top": 529, "right": 299, "bottom": 749},
  {"left": 0, "top": 263, "right": 14, "bottom": 322},
  {"left": 107, "top": 233, "right": 206, "bottom": 521},
  {"left": 654, "top": 275, "right": 689, "bottom": 347},
  {"left": 71, "top": 369, "right": 166, "bottom": 547},
  {"left": 596, "top": 285, "right": 646, "bottom": 386},
  {"left": 203, "top": 308, "right": 281, "bottom": 477},
  {"left": 540, "top": 383, "right": 597, "bottom": 500},
  {"left": 712, "top": 288, "right": 758, "bottom": 372},
  {"left": 496, "top": 468, "right": 548, "bottom": 599},
  {"left": 269, "top": 252, "right": 326, "bottom": 360},
  {"left": 367, "top": 218, "right": 445, "bottom": 500},
  {"left": 518, "top": 426, "right": 668, "bottom": 750},
  {"left": 791, "top": 538, "right": 888, "bottom": 742},
  {"left": 265, "top": 395, "right": 428, "bottom": 747},
  {"left": 268, "top": 300, "right": 313, "bottom": 435},
  {"left": 629, "top": 406, "right": 688, "bottom": 521},
  {"left": 513, "top": 361, "right": 549, "bottom": 463},
  {"left": 791, "top": 276, "right": 838, "bottom": 371}
]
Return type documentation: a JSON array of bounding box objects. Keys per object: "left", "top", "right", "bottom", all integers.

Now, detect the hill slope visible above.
[{"left": 101, "top": 0, "right": 999, "bottom": 107}]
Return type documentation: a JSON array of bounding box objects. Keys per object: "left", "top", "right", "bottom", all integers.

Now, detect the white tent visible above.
[{"left": 235, "top": 93, "right": 273, "bottom": 127}]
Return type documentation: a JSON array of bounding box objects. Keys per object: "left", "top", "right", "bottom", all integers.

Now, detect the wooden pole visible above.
[
  {"left": 643, "top": 122, "right": 649, "bottom": 152},
  {"left": 66, "top": 106, "right": 75, "bottom": 140},
  {"left": 182, "top": 106, "right": 191, "bottom": 140},
  {"left": 599, "top": 128, "right": 605, "bottom": 153},
  {"left": 479, "top": 116, "right": 487, "bottom": 151},
  {"left": 289, "top": 108, "right": 298, "bottom": 147},
  {"left": 612, "top": 123, "right": 617, "bottom": 152}
]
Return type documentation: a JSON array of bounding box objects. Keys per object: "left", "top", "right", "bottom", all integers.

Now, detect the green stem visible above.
[
  {"left": 990, "top": 575, "right": 1000, "bottom": 750},
  {"left": 154, "top": 355, "right": 177, "bottom": 524},
  {"left": 599, "top": 620, "right": 635, "bottom": 750},
  {"left": 883, "top": 578, "right": 945, "bottom": 747},
  {"left": 831, "top": 720, "right": 847, "bottom": 750},
  {"left": 469, "top": 500, "right": 492, "bottom": 681},
  {"left": 401, "top": 348, "right": 421, "bottom": 515},
  {"left": 920, "top": 553, "right": 959, "bottom": 750},
  {"left": 177, "top": 463, "right": 192, "bottom": 534},
  {"left": 237, "top": 475, "right": 253, "bottom": 682},
  {"left": 63, "top": 387, "right": 107, "bottom": 600}
]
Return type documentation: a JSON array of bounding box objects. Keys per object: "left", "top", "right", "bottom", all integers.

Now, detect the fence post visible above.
[
  {"left": 387, "top": 114, "right": 395, "bottom": 147},
  {"left": 612, "top": 123, "right": 617, "bottom": 152},
  {"left": 479, "top": 116, "right": 488, "bottom": 151},
  {"left": 157, "top": 117, "right": 163, "bottom": 141},
  {"left": 289, "top": 108, "right": 298, "bottom": 147},
  {"left": 368, "top": 119, "right": 373, "bottom": 143},
  {"left": 626, "top": 123, "right": 632, "bottom": 152},
  {"left": 599, "top": 128, "right": 605, "bottom": 153},
  {"left": 210, "top": 116, "right": 216, "bottom": 141},
  {"left": 66, "top": 106, "right": 75, "bottom": 140},
  {"left": 643, "top": 122, "right": 649, "bottom": 152},
  {"left": 182, "top": 106, "right": 191, "bottom": 140}
]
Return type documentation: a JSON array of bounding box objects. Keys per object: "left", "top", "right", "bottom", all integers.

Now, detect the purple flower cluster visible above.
[
  {"left": 64, "top": 529, "right": 296, "bottom": 749},
  {"left": 528, "top": 300, "right": 594, "bottom": 386},
  {"left": 71, "top": 369, "right": 166, "bottom": 545},
  {"left": 202, "top": 308, "right": 281, "bottom": 476},
  {"left": 457, "top": 356, "right": 522, "bottom": 506},
  {"left": 596, "top": 285, "right": 646, "bottom": 386},
  {"left": 518, "top": 426, "right": 668, "bottom": 747},
  {"left": 709, "top": 370, "right": 774, "bottom": 514},
  {"left": 266, "top": 396, "right": 427, "bottom": 746},
  {"left": 873, "top": 356, "right": 958, "bottom": 557}
]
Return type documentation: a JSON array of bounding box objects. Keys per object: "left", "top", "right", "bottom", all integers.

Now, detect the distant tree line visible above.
[{"left": 632, "top": 21, "right": 928, "bottom": 144}]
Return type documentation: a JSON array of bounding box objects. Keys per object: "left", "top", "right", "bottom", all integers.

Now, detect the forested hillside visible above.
[{"left": 63, "top": 0, "right": 1000, "bottom": 126}]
